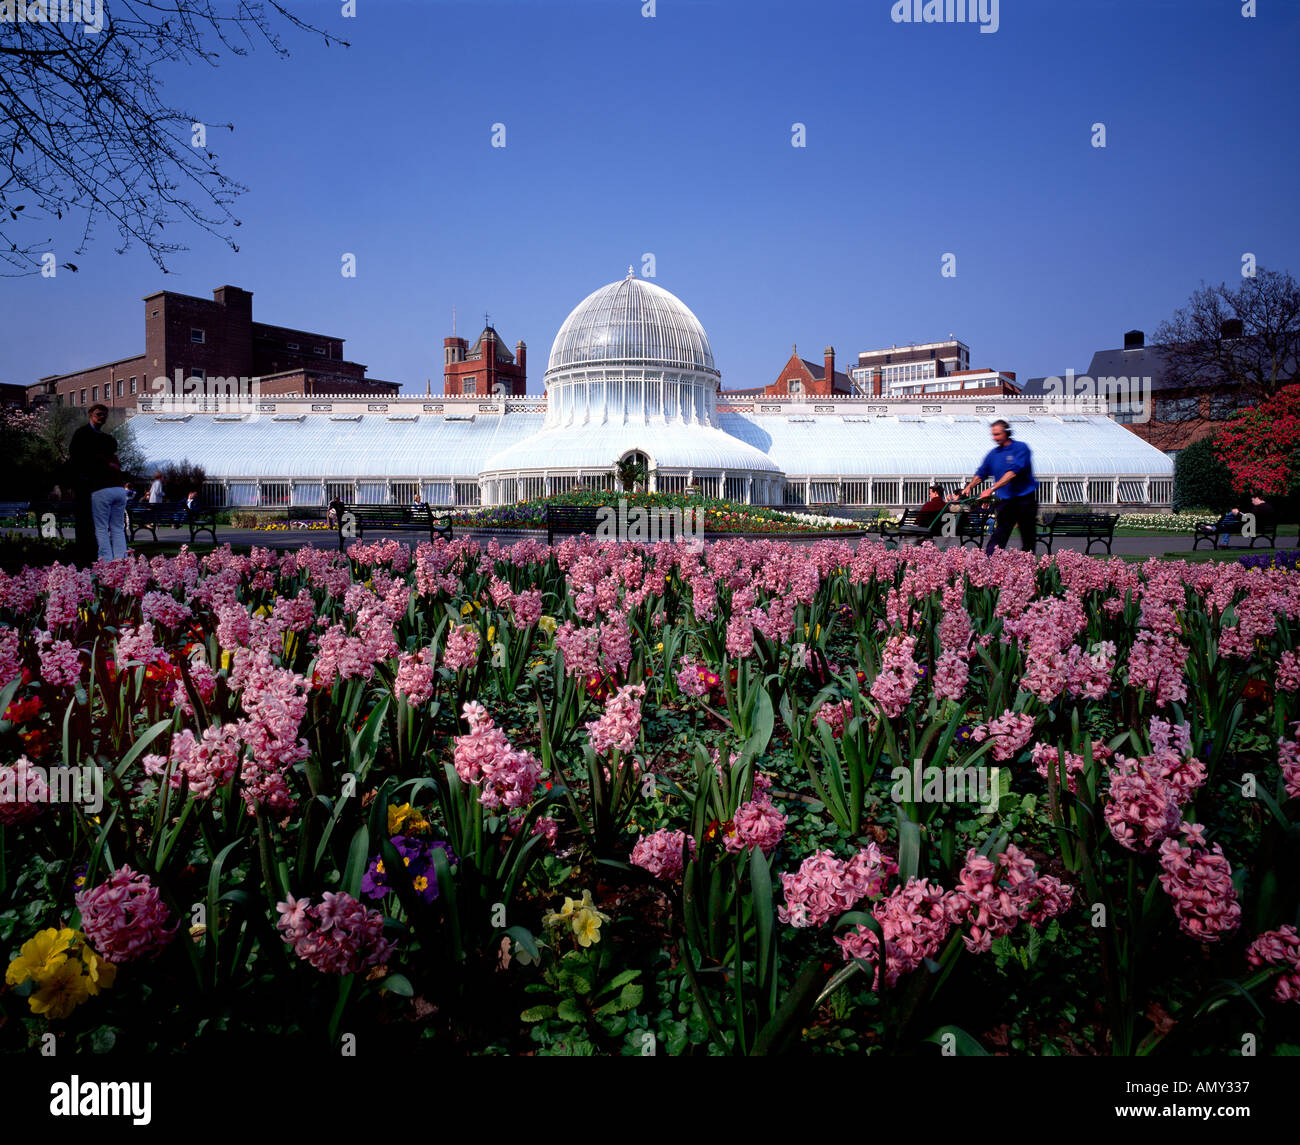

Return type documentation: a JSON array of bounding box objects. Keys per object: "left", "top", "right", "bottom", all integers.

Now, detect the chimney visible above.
[
  {"left": 484, "top": 327, "right": 496, "bottom": 395},
  {"left": 824, "top": 345, "right": 835, "bottom": 393},
  {"left": 212, "top": 285, "right": 252, "bottom": 313},
  {"left": 872, "top": 367, "right": 882, "bottom": 397},
  {"left": 1220, "top": 319, "right": 1243, "bottom": 339},
  {"left": 1123, "top": 329, "right": 1145, "bottom": 350},
  {"left": 516, "top": 340, "right": 527, "bottom": 384}
]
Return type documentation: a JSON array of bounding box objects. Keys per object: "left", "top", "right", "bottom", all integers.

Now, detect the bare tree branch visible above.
[{"left": 0, "top": 0, "right": 349, "bottom": 276}]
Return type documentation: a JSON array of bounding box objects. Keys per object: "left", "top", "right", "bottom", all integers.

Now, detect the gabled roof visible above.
[
  {"left": 467, "top": 327, "right": 515, "bottom": 364},
  {"left": 795, "top": 357, "right": 853, "bottom": 392}
]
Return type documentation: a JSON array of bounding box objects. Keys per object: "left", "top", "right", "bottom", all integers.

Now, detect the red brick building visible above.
[
  {"left": 726, "top": 345, "right": 853, "bottom": 397},
  {"left": 27, "top": 284, "right": 398, "bottom": 408},
  {"left": 443, "top": 325, "right": 527, "bottom": 396}
]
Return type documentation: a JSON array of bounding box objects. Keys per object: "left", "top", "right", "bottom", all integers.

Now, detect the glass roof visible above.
[{"left": 546, "top": 274, "right": 718, "bottom": 377}]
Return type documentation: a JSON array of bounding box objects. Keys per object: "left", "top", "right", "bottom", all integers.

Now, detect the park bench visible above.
[
  {"left": 0, "top": 501, "right": 32, "bottom": 526},
  {"left": 546, "top": 504, "right": 607, "bottom": 545},
  {"left": 1034, "top": 511, "right": 1120, "bottom": 556},
  {"left": 878, "top": 504, "right": 992, "bottom": 549},
  {"left": 127, "top": 501, "right": 218, "bottom": 545},
  {"left": 1192, "top": 513, "right": 1279, "bottom": 551},
  {"left": 333, "top": 503, "right": 453, "bottom": 551},
  {"left": 29, "top": 502, "right": 78, "bottom": 539}
]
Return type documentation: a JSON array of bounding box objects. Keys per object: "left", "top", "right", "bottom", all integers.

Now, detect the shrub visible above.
[{"left": 1173, "top": 436, "right": 1234, "bottom": 514}]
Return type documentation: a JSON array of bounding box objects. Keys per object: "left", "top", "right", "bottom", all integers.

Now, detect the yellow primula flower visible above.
[
  {"left": 28, "top": 959, "right": 91, "bottom": 1019},
  {"left": 254, "top": 605, "right": 273, "bottom": 618},
  {"left": 387, "top": 802, "right": 430, "bottom": 835},
  {"left": 537, "top": 615, "right": 557, "bottom": 637},
  {"left": 487, "top": 625, "right": 496, "bottom": 643},
  {"left": 6, "top": 928, "right": 76, "bottom": 987},
  {"left": 655, "top": 642, "right": 664, "bottom": 653},
  {"left": 460, "top": 602, "right": 474, "bottom": 617},
  {"left": 81, "top": 947, "right": 116, "bottom": 995},
  {"left": 220, "top": 649, "right": 232, "bottom": 671},
  {"left": 573, "top": 908, "right": 604, "bottom": 947}
]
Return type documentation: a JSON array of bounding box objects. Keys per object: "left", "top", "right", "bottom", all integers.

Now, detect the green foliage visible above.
[{"left": 1174, "top": 435, "right": 1235, "bottom": 514}]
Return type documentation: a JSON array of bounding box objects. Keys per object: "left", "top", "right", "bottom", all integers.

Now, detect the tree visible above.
[
  {"left": 1212, "top": 383, "right": 1300, "bottom": 498},
  {"left": 159, "top": 459, "right": 206, "bottom": 500},
  {"left": 0, "top": 1, "right": 347, "bottom": 276},
  {"left": 111, "top": 416, "right": 148, "bottom": 479},
  {"left": 614, "top": 458, "right": 648, "bottom": 493},
  {"left": 1152, "top": 268, "right": 1300, "bottom": 403},
  {"left": 1171, "top": 434, "right": 1234, "bottom": 514}
]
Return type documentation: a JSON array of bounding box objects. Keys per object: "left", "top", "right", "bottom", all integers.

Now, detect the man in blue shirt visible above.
[{"left": 950, "top": 419, "right": 1038, "bottom": 555}]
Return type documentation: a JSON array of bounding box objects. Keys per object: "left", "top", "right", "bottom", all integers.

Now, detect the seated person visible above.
[
  {"left": 915, "top": 484, "right": 947, "bottom": 528},
  {"left": 183, "top": 490, "right": 200, "bottom": 520}
]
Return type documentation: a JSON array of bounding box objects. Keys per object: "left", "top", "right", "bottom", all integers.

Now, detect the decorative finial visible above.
[
  {"left": 627, "top": 265, "right": 635, "bottom": 278},
  {"left": 484, "top": 311, "right": 491, "bottom": 329},
  {"left": 792, "top": 343, "right": 797, "bottom": 354}
]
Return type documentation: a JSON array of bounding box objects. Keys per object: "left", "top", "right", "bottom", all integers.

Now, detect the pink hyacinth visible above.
[
  {"left": 1127, "top": 631, "right": 1189, "bottom": 708},
  {"left": 835, "top": 877, "right": 950, "bottom": 990},
  {"left": 974, "top": 710, "right": 1036, "bottom": 762},
  {"left": 675, "top": 660, "right": 710, "bottom": 697},
  {"left": 555, "top": 621, "right": 601, "bottom": 679},
  {"left": 1157, "top": 824, "right": 1241, "bottom": 944},
  {"left": 443, "top": 624, "right": 479, "bottom": 672},
  {"left": 814, "top": 698, "right": 855, "bottom": 739},
  {"left": 944, "top": 845, "right": 1073, "bottom": 954},
  {"left": 510, "top": 589, "right": 543, "bottom": 628},
  {"left": 37, "top": 636, "right": 82, "bottom": 688},
  {"left": 75, "top": 866, "right": 177, "bottom": 962},
  {"left": 778, "top": 844, "right": 896, "bottom": 928},
  {"left": 0, "top": 755, "right": 47, "bottom": 825},
  {"left": 724, "top": 778, "right": 786, "bottom": 856},
  {"left": 394, "top": 647, "right": 436, "bottom": 706},
  {"left": 276, "top": 891, "right": 394, "bottom": 976},
  {"left": 0, "top": 627, "right": 22, "bottom": 689},
  {"left": 1277, "top": 651, "right": 1300, "bottom": 693},
  {"left": 932, "top": 650, "right": 969, "bottom": 703},
  {"left": 116, "top": 621, "right": 166, "bottom": 666},
  {"left": 143, "top": 722, "right": 244, "bottom": 801},
  {"left": 453, "top": 701, "right": 542, "bottom": 810},
  {"left": 630, "top": 829, "right": 696, "bottom": 881},
  {"left": 599, "top": 616, "right": 633, "bottom": 677},
  {"left": 1280, "top": 738, "right": 1300, "bottom": 802},
  {"left": 869, "top": 633, "right": 919, "bottom": 719},
  {"left": 586, "top": 682, "right": 646, "bottom": 756},
  {"left": 1104, "top": 756, "right": 1183, "bottom": 853},
  {"left": 1245, "top": 925, "right": 1300, "bottom": 1005},
  {"left": 725, "top": 611, "right": 754, "bottom": 658},
  {"left": 141, "top": 591, "right": 193, "bottom": 630}
]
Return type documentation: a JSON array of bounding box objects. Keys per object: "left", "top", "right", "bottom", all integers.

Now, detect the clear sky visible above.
[{"left": 2, "top": 0, "right": 1298, "bottom": 392}]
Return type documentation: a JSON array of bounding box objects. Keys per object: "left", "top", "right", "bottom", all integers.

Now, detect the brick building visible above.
[
  {"left": 443, "top": 325, "right": 527, "bottom": 396},
  {"left": 26, "top": 284, "right": 399, "bottom": 408},
  {"left": 725, "top": 344, "right": 853, "bottom": 397}
]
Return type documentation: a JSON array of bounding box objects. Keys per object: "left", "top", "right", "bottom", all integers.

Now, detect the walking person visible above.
[
  {"left": 148, "top": 471, "right": 165, "bottom": 504},
  {"left": 951, "top": 419, "right": 1039, "bottom": 555},
  {"left": 69, "top": 404, "right": 128, "bottom": 564}
]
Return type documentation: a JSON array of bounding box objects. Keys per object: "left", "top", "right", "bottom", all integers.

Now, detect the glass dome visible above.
[{"left": 546, "top": 273, "right": 719, "bottom": 376}]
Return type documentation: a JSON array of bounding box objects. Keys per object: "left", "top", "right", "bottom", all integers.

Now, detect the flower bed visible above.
[
  {"left": 0, "top": 538, "right": 1297, "bottom": 1058},
  {"left": 452, "top": 492, "right": 861, "bottom": 534}
]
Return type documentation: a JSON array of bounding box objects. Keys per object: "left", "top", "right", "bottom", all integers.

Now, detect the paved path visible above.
[{"left": 110, "top": 526, "right": 1288, "bottom": 561}]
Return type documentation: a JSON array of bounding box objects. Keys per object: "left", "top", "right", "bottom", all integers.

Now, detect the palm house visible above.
[
  {"left": 125, "top": 274, "right": 1176, "bottom": 512},
  {"left": 478, "top": 274, "right": 784, "bottom": 505}
]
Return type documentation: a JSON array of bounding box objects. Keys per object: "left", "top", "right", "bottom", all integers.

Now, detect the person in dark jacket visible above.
[
  {"left": 68, "top": 404, "right": 125, "bottom": 564},
  {"left": 916, "top": 484, "right": 946, "bottom": 528}
]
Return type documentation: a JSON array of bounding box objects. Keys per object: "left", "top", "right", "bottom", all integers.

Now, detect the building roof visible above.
[
  {"left": 126, "top": 407, "right": 1172, "bottom": 482},
  {"left": 797, "top": 358, "right": 853, "bottom": 391},
  {"left": 467, "top": 326, "right": 515, "bottom": 364},
  {"left": 547, "top": 274, "right": 718, "bottom": 377},
  {"left": 480, "top": 422, "right": 783, "bottom": 476}
]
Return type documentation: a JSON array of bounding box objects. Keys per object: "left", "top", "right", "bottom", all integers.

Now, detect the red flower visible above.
[{"left": 3, "top": 695, "right": 42, "bottom": 725}]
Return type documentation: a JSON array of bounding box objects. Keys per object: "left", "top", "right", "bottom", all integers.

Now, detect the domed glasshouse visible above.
[{"left": 124, "top": 274, "right": 1174, "bottom": 512}]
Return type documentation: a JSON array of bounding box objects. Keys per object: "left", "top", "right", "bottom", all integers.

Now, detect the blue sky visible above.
[{"left": 3, "top": 0, "right": 1298, "bottom": 392}]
